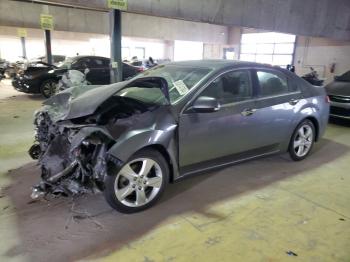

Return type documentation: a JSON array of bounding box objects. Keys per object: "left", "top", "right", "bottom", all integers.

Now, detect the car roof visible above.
[
  {"left": 73, "top": 55, "right": 109, "bottom": 60},
  {"left": 165, "top": 59, "right": 278, "bottom": 70}
]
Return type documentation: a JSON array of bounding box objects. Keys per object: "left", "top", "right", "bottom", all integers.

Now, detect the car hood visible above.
[
  {"left": 325, "top": 81, "right": 350, "bottom": 96},
  {"left": 42, "top": 82, "right": 127, "bottom": 121},
  {"left": 41, "top": 77, "right": 170, "bottom": 122},
  {"left": 25, "top": 66, "right": 51, "bottom": 74}
]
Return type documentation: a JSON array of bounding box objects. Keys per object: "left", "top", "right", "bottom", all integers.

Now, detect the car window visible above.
[
  {"left": 137, "top": 65, "right": 213, "bottom": 104},
  {"left": 200, "top": 70, "right": 252, "bottom": 105},
  {"left": 70, "top": 60, "right": 80, "bottom": 69},
  {"left": 257, "top": 71, "right": 288, "bottom": 96},
  {"left": 288, "top": 78, "right": 299, "bottom": 92},
  {"left": 71, "top": 58, "right": 89, "bottom": 69},
  {"left": 101, "top": 58, "right": 110, "bottom": 68},
  {"left": 93, "top": 58, "right": 105, "bottom": 68}
]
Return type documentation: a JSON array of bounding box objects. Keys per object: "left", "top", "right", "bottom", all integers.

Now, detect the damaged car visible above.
[{"left": 29, "top": 60, "right": 330, "bottom": 213}]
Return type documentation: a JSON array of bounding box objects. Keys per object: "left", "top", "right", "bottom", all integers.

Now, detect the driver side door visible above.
[{"left": 178, "top": 69, "right": 260, "bottom": 173}]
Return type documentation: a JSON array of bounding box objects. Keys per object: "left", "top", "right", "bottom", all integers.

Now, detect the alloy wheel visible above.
[
  {"left": 114, "top": 158, "right": 163, "bottom": 207},
  {"left": 293, "top": 124, "right": 314, "bottom": 157},
  {"left": 42, "top": 82, "right": 56, "bottom": 97}
]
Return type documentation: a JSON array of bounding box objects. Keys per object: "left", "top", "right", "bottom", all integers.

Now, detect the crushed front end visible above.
[
  {"left": 28, "top": 78, "right": 170, "bottom": 201},
  {"left": 29, "top": 110, "right": 114, "bottom": 199}
]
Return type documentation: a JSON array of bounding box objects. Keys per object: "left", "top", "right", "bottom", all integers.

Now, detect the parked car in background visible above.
[
  {"left": 325, "top": 70, "right": 350, "bottom": 119},
  {"left": 12, "top": 55, "right": 66, "bottom": 75},
  {"left": 29, "top": 60, "right": 329, "bottom": 213},
  {"left": 12, "top": 56, "right": 143, "bottom": 98},
  {"left": 0, "top": 58, "right": 10, "bottom": 81},
  {"left": 130, "top": 57, "right": 158, "bottom": 70}
]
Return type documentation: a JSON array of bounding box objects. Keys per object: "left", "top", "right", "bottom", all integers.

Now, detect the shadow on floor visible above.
[{"left": 1, "top": 138, "right": 348, "bottom": 262}]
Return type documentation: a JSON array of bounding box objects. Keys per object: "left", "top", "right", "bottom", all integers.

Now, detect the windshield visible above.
[
  {"left": 57, "top": 57, "right": 74, "bottom": 69},
  {"left": 116, "top": 64, "right": 213, "bottom": 105}
]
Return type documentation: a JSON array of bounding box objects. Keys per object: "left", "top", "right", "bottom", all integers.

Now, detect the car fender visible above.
[
  {"left": 281, "top": 96, "right": 324, "bottom": 150},
  {"left": 107, "top": 126, "right": 179, "bottom": 177}
]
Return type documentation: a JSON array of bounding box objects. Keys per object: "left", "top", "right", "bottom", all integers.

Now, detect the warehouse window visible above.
[
  {"left": 174, "top": 40, "right": 203, "bottom": 61},
  {"left": 239, "top": 32, "right": 296, "bottom": 68}
]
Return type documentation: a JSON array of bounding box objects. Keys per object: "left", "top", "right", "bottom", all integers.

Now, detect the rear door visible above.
[
  {"left": 252, "top": 69, "right": 303, "bottom": 147},
  {"left": 93, "top": 57, "right": 110, "bottom": 84}
]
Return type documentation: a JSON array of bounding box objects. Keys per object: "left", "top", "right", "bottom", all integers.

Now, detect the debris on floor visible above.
[
  {"left": 286, "top": 250, "right": 298, "bottom": 256},
  {"left": 64, "top": 202, "right": 104, "bottom": 230}
]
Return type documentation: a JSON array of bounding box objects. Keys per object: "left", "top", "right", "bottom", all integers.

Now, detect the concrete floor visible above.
[{"left": 0, "top": 80, "right": 349, "bottom": 262}]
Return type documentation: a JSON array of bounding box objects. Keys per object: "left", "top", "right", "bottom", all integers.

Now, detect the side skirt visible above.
[{"left": 176, "top": 144, "right": 280, "bottom": 181}]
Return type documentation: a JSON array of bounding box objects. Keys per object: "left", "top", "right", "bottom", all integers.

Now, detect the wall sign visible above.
[
  {"left": 40, "top": 14, "right": 54, "bottom": 30},
  {"left": 17, "top": 28, "right": 27, "bottom": 38},
  {"left": 111, "top": 62, "right": 118, "bottom": 68},
  {"left": 107, "top": 0, "right": 128, "bottom": 10}
]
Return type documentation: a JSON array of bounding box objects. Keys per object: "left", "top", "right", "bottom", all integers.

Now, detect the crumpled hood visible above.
[
  {"left": 42, "top": 81, "right": 128, "bottom": 122},
  {"left": 325, "top": 81, "right": 350, "bottom": 96},
  {"left": 40, "top": 76, "right": 171, "bottom": 122}
]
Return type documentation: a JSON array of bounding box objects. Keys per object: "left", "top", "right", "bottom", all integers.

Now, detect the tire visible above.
[
  {"left": 104, "top": 149, "right": 169, "bottom": 213},
  {"left": 288, "top": 119, "right": 315, "bottom": 161},
  {"left": 40, "top": 79, "right": 57, "bottom": 98}
]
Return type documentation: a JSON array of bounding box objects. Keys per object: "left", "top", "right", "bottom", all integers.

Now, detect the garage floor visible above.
[{"left": 0, "top": 80, "right": 349, "bottom": 262}]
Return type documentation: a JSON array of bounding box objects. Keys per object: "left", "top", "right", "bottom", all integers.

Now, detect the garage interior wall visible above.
[
  {"left": 1, "top": 0, "right": 349, "bottom": 82},
  {"left": 238, "top": 28, "right": 350, "bottom": 83},
  {"left": 294, "top": 36, "right": 350, "bottom": 83},
  {"left": 0, "top": 0, "right": 231, "bottom": 62}
]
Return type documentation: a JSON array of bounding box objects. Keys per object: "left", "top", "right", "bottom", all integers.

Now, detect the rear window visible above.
[{"left": 257, "top": 71, "right": 288, "bottom": 96}]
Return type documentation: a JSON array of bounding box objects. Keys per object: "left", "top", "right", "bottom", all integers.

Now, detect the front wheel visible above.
[
  {"left": 104, "top": 149, "right": 169, "bottom": 213},
  {"left": 289, "top": 119, "right": 315, "bottom": 161}
]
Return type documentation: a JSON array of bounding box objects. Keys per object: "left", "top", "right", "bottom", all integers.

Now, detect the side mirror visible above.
[
  {"left": 334, "top": 76, "right": 339, "bottom": 81},
  {"left": 189, "top": 96, "right": 220, "bottom": 113},
  {"left": 84, "top": 68, "right": 90, "bottom": 75}
]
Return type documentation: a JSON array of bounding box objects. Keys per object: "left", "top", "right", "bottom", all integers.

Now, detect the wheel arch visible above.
[
  {"left": 107, "top": 129, "right": 179, "bottom": 182},
  {"left": 304, "top": 116, "right": 320, "bottom": 141},
  {"left": 138, "top": 144, "right": 175, "bottom": 183}
]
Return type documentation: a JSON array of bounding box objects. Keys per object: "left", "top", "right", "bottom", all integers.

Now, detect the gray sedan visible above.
[
  {"left": 29, "top": 60, "right": 330, "bottom": 213},
  {"left": 325, "top": 70, "right": 350, "bottom": 119}
]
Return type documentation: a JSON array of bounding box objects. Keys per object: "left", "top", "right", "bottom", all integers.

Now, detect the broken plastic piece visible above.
[
  {"left": 286, "top": 251, "right": 298, "bottom": 256},
  {"left": 31, "top": 186, "right": 45, "bottom": 200}
]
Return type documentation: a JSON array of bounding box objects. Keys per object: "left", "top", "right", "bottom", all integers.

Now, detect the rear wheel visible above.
[
  {"left": 104, "top": 149, "right": 169, "bottom": 213},
  {"left": 40, "top": 79, "right": 57, "bottom": 98},
  {"left": 289, "top": 119, "right": 315, "bottom": 161}
]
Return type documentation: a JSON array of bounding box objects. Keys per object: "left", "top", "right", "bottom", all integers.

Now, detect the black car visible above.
[
  {"left": 36, "top": 55, "right": 66, "bottom": 64},
  {"left": 12, "top": 56, "right": 142, "bottom": 98},
  {"left": 325, "top": 70, "right": 350, "bottom": 119}
]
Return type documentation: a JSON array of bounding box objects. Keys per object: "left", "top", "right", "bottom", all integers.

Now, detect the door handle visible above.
[
  {"left": 289, "top": 99, "right": 300, "bottom": 106},
  {"left": 241, "top": 108, "right": 257, "bottom": 116}
]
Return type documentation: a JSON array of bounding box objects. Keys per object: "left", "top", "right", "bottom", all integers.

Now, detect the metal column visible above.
[
  {"left": 109, "top": 9, "right": 122, "bottom": 83},
  {"left": 20, "top": 37, "right": 27, "bottom": 59},
  {"left": 44, "top": 30, "right": 52, "bottom": 65}
]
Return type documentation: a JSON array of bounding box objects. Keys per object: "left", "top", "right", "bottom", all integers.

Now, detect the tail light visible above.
[
  {"left": 137, "top": 67, "right": 144, "bottom": 72},
  {"left": 325, "top": 95, "right": 330, "bottom": 103}
]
